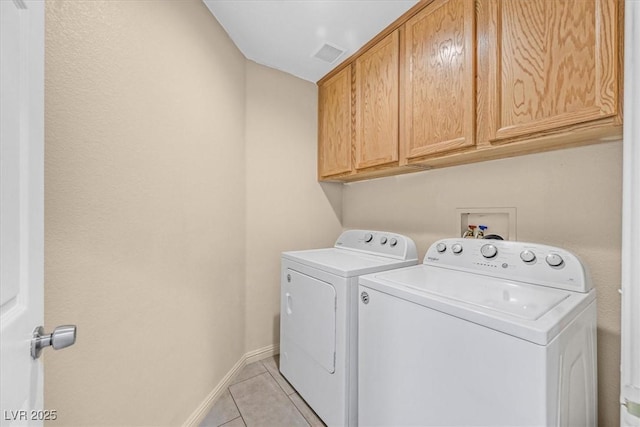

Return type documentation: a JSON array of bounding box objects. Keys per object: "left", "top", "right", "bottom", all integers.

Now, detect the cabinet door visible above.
[
  {"left": 355, "top": 30, "right": 399, "bottom": 170},
  {"left": 485, "top": 0, "right": 619, "bottom": 142},
  {"left": 403, "top": 0, "right": 476, "bottom": 160},
  {"left": 318, "top": 66, "right": 352, "bottom": 178}
]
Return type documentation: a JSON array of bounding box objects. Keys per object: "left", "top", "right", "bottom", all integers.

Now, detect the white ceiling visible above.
[{"left": 203, "top": 1, "right": 419, "bottom": 83}]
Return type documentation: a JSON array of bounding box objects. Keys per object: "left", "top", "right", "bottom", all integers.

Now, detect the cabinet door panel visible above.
[
  {"left": 488, "top": 0, "right": 618, "bottom": 141},
  {"left": 404, "top": 0, "right": 476, "bottom": 160},
  {"left": 318, "top": 66, "right": 352, "bottom": 178},
  {"left": 355, "top": 31, "right": 399, "bottom": 170}
]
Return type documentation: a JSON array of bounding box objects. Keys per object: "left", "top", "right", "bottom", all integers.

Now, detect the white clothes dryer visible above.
[
  {"left": 280, "top": 230, "right": 418, "bottom": 427},
  {"left": 358, "top": 238, "right": 597, "bottom": 427}
]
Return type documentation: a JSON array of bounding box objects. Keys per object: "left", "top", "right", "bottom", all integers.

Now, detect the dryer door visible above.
[{"left": 283, "top": 269, "right": 336, "bottom": 373}]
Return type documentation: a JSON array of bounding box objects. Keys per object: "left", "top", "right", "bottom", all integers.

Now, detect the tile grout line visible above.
[
  {"left": 228, "top": 365, "right": 269, "bottom": 388},
  {"left": 231, "top": 359, "right": 310, "bottom": 427},
  {"left": 219, "top": 416, "right": 244, "bottom": 427},
  {"left": 261, "top": 358, "right": 296, "bottom": 396},
  {"left": 225, "top": 360, "right": 286, "bottom": 427},
  {"left": 262, "top": 360, "right": 288, "bottom": 395},
  {"left": 284, "top": 391, "right": 312, "bottom": 427},
  {"left": 260, "top": 360, "right": 312, "bottom": 427},
  {"left": 224, "top": 385, "right": 245, "bottom": 427}
]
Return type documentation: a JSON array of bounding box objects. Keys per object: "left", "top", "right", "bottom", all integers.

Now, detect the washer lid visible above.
[
  {"left": 382, "top": 266, "right": 571, "bottom": 320},
  {"left": 282, "top": 248, "right": 417, "bottom": 278},
  {"left": 360, "top": 265, "right": 596, "bottom": 345}
]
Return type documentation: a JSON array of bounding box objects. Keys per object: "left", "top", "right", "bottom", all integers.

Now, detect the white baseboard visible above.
[
  {"left": 183, "top": 344, "right": 280, "bottom": 427},
  {"left": 245, "top": 343, "right": 279, "bottom": 365}
]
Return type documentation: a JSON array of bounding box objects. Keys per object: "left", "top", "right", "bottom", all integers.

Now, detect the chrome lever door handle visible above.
[{"left": 31, "top": 325, "right": 77, "bottom": 359}]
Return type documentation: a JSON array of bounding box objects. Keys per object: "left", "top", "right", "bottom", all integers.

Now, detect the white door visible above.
[
  {"left": 282, "top": 269, "right": 336, "bottom": 373},
  {"left": 621, "top": 1, "right": 640, "bottom": 425},
  {"left": 0, "top": 0, "right": 45, "bottom": 425}
]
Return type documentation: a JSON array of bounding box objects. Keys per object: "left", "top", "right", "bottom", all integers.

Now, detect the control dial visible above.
[
  {"left": 380, "top": 237, "right": 388, "bottom": 245},
  {"left": 436, "top": 242, "right": 447, "bottom": 253},
  {"left": 389, "top": 238, "right": 398, "bottom": 247},
  {"left": 520, "top": 250, "right": 536, "bottom": 263},
  {"left": 546, "top": 253, "right": 564, "bottom": 268},
  {"left": 451, "top": 243, "right": 463, "bottom": 254},
  {"left": 364, "top": 233, "right": 373, "bottom": 243},
  {"left": 480, "top": 244, "right": 498, "bottom": 259}
]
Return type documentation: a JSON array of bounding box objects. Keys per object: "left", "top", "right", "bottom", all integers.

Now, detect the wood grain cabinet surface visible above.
[
  {"left": 403, "top": 0, "right": 476, "bottom": 162},
  {"left": 318, "top": 66, "right": 352, "bottom": 179},
  {"left": 317, "top": 0, "right": 623, "bottom": 182},
  {"left": 355, "top": 30, "right": 400, "bottom": 170},
  {"left": 478, "top": 0, "right": 621, "bottom": 145}
]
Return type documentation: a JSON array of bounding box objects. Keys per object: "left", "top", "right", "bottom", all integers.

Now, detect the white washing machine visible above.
[
  {"left": 280, "top": 230, "right": 418, "bottom": 426},
  {"left": 358, "top": 238, "right": 597, "bottom": 427}
]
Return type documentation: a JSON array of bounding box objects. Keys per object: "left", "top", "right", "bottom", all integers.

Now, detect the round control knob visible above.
[
  {"left": 451, "top": 243, "right": 463, "bottom": 254},
  {"left": 389, "top": 238, "right": 398, "bottom": 247},
  {"left": 436, "top": 242, "right": 447, "bottom": 253},
  {"left": 520, "top": 250, "right": 536, "bottom": 263},
  {"left": 480, "top": 244, "right": 498, "bottom": 259},
  {"left": 546, "top": 253, "right": 564, "bottom": 268},
  {"left": 380, "top": 237, "right": 388, "bottom": 245},
  {"left": 364, "top": 233, "right": 373, "bottom": 243}
]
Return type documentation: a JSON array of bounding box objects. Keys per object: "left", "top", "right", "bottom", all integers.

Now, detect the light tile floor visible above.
[{"left": 200, "top": 356, "right": 326, "bottom": 427}]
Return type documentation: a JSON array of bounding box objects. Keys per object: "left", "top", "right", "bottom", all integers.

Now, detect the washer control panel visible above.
[
  {"left": 424, "top": 238, "right": 591, "bottom": 292},
  {"left": 335, "top": 230, "right": 418, "bottom": 261}
]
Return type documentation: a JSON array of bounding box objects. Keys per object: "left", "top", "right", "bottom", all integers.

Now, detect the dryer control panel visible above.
[
  {"left": 425, "top": 238, "right": 591, "bottom": 293},
  {"left": 335, "top": 230, "right": 418, "bottom": 261}
]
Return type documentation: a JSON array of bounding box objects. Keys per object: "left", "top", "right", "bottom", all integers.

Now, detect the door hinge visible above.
[{"left": 623, "top": 399, "right": 640, "bottom": 418}]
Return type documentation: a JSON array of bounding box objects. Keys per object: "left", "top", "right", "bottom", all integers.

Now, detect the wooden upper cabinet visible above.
[
  {"left": 403, "top": 0, "right": 476, "bottom": 161},
  {"left": 355, "top": 30, "right": 400, "bottom": 170},
  {"left": 317, "top": 0, "right": 622, "bottom": 182},
  {"left": 483, "top": 0, "right": 620, "bottom": 142},
  {"left": 318, "top": 66, "right": 352, "bottom": 179}
]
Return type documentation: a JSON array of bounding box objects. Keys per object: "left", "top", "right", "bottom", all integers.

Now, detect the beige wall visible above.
[
  {"left": 244, "top": 61, "right": 343, "bottom": 351},
  {"left": 342, "top": 141, "right": 623, "bottom": 426},
  {"left": 45, "top": 1, "right": 247, "bottom": 425}
]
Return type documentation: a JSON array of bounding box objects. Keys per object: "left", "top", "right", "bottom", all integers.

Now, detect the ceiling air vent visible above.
[{"left": 313, "top": 43, "right": 346, "bottom": 64}]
